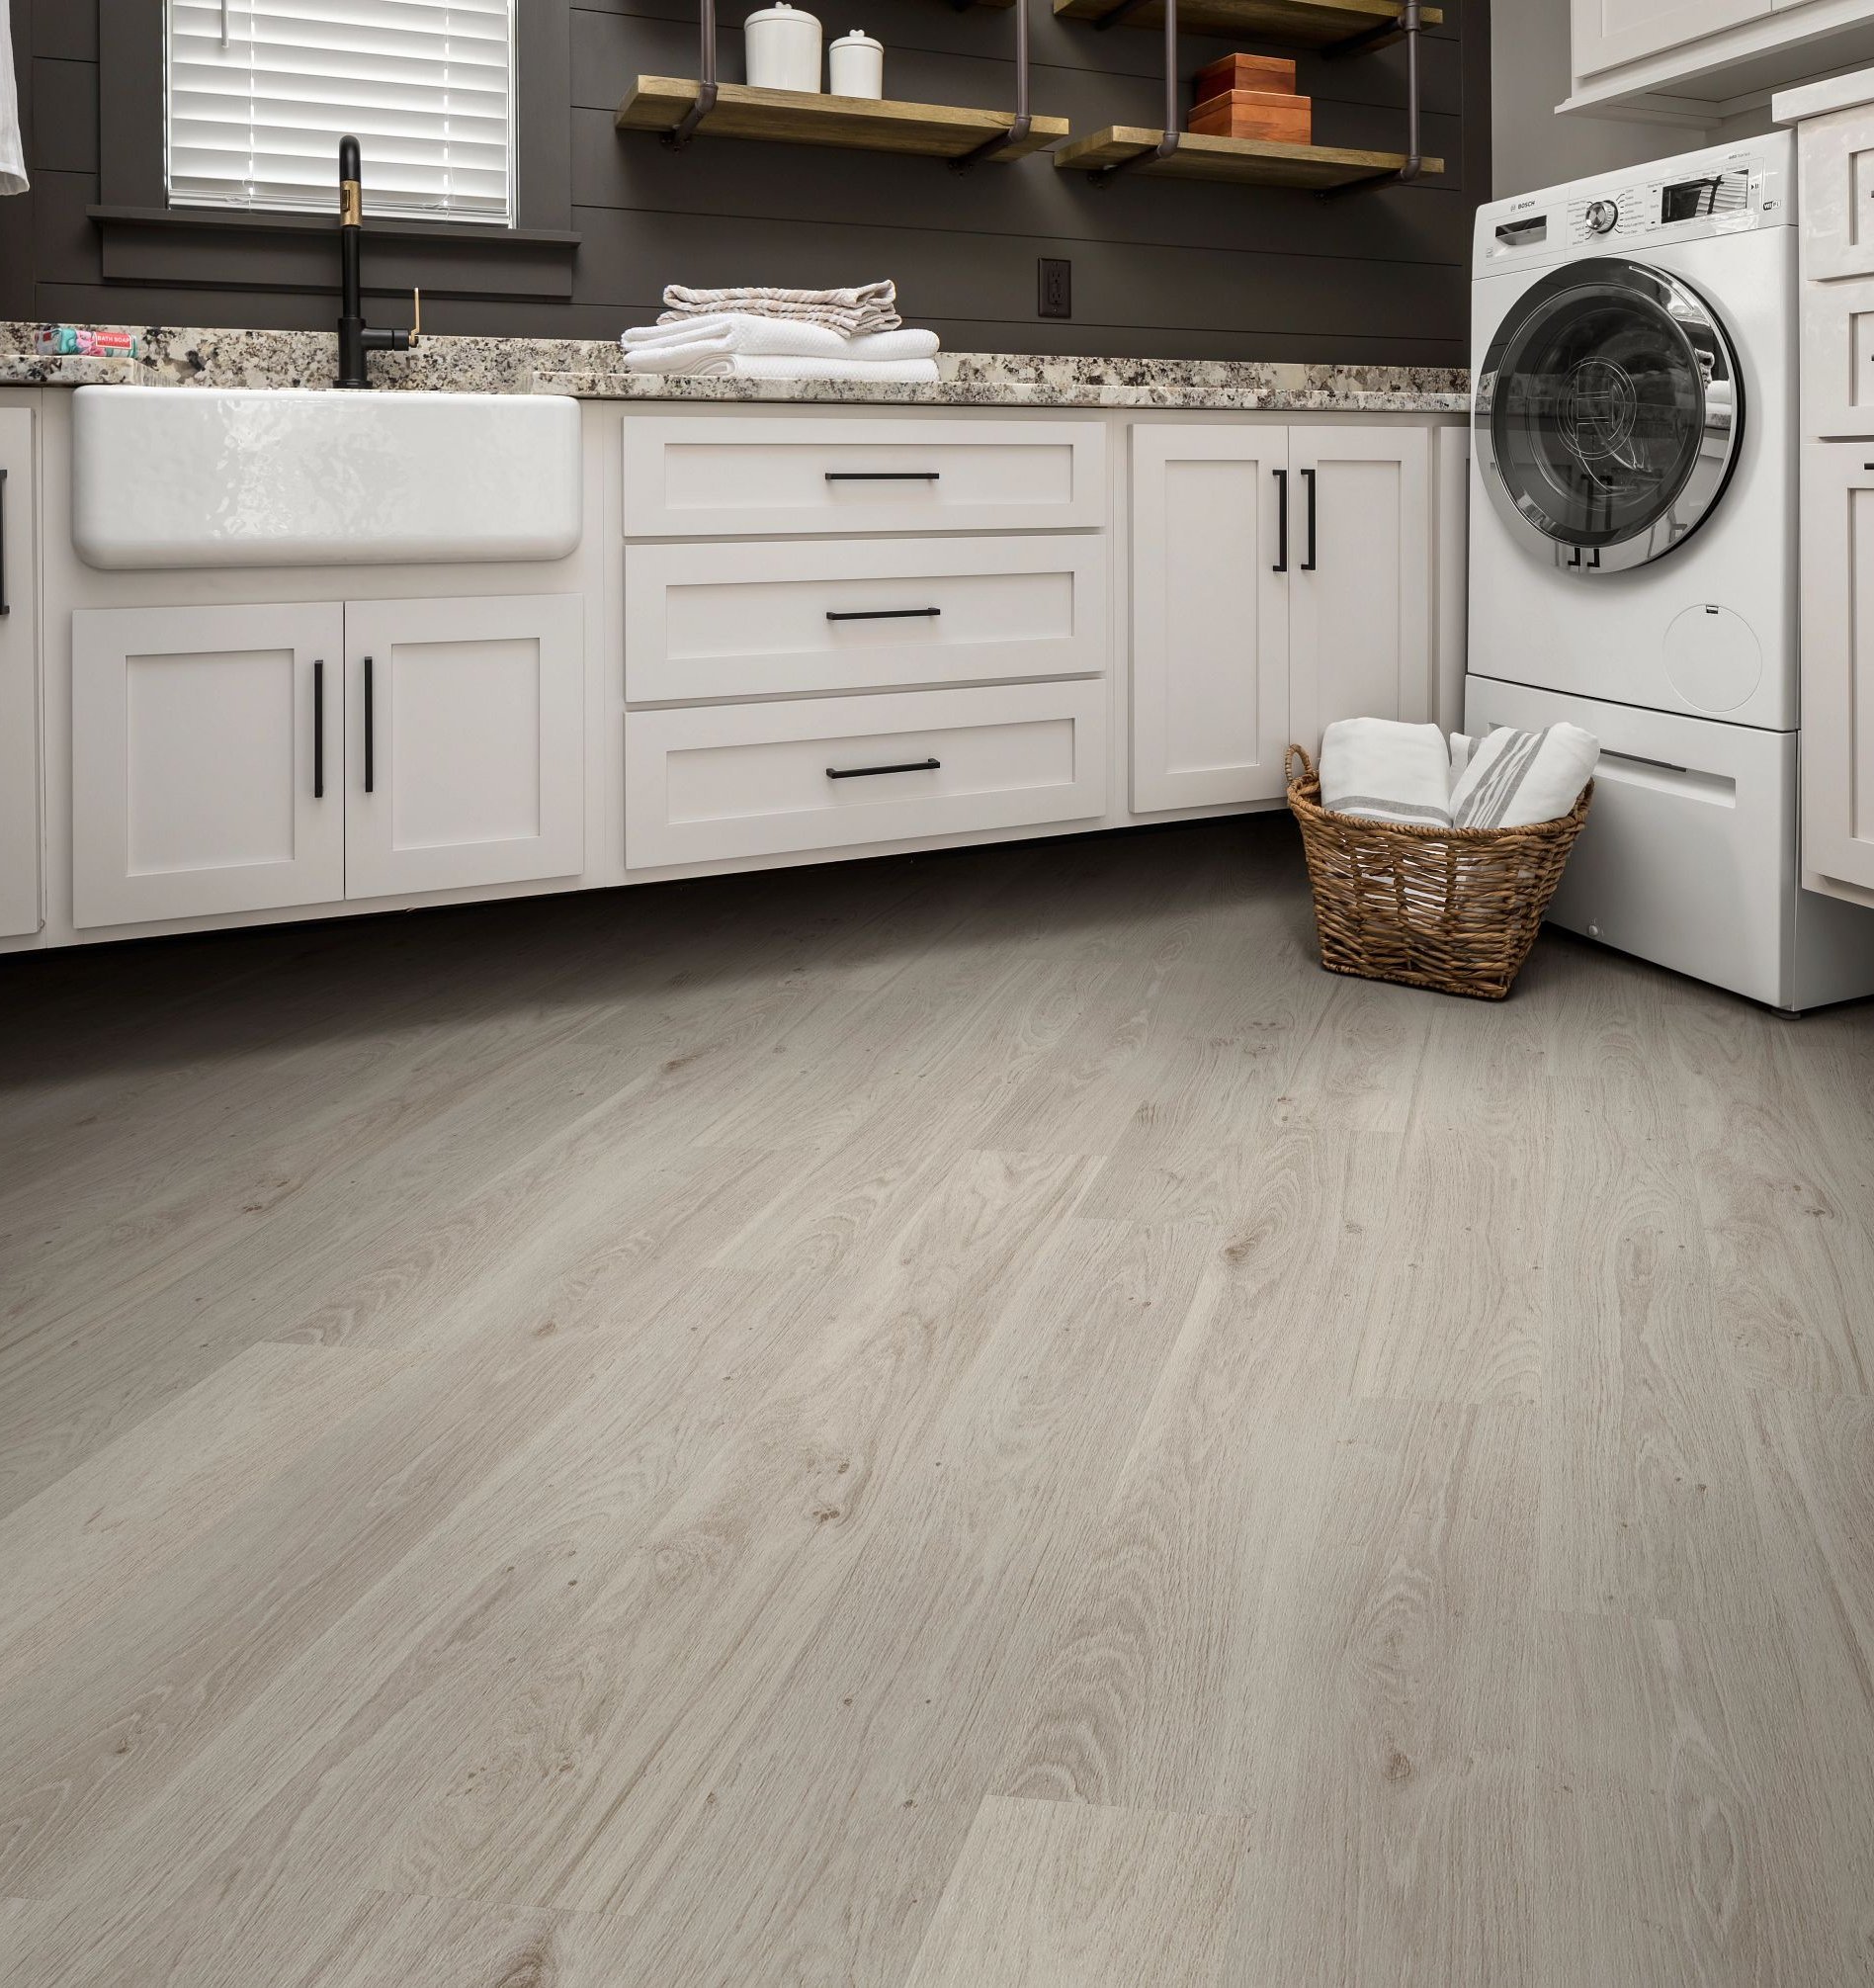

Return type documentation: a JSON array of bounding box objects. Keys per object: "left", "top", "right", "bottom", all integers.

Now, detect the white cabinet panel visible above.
[
  {"left": 625, "top": 535, "right": 1108, "bottom": 703},
  {"left": 1288, "top": 424, "right": 1432, "bottom": 754},
  {"left": 1129, "top": 423, "right": 1290, "bottom": 813},
  {"left": 1799, "top": 271, "right": 1874, "bottom": 437},
  {"left": 0, "top": 407, "right": 41, "bottom": 937},
  {"left": 1799, "top": 443, "right": 1874, "bottom": 894},
  {"left": 72, "top": 602, "right": 343, "bottom": 928},
  {"left": 626, "top": 679, "right": 1106, "bottom": 869},
  {"left": 1572, "top": 0, "right": 1768, "bottom": 77},
  {"left": 621, "top": 417, "right": 1106, "bottom": 538},
  {"left": 344, "top": 594, "right": 584, "bottom": 901},
  {"left": 1798, "top": 109, "right": 1874, "bottom": 286}
]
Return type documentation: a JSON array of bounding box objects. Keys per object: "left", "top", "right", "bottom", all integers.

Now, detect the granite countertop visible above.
[{"left": 0, "top": 323, "right": 1470, "bottom": 413}]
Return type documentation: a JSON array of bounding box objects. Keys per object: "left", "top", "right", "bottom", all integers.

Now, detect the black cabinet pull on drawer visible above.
[
  {"left": 0, "top": 467, "right": 9, "bottom": 617},
  {"left": 825, "top": 757, "right": 942, "bottom": 780},
  {"left": 825, "top": 606, "right": 942, "bottom": 623},
  {"left": 823, "top": 471, "right": 941, "bottom": 481}
]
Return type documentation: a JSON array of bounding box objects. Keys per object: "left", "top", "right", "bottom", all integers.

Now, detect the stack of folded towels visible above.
[
  {"left": 620, "top": 280, "right": 940, "bottom": 384},
  {"left": 1319, "top": 716, "right": 1598, "bottom": 830}
]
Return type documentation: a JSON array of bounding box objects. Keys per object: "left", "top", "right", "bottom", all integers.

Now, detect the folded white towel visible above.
[
  {"left": 1319, "top": 718, "right": 1453, "bottom": 828},
  {"left": 658, "top": 281, "right": 900, "bottom": 336},
  {"left": 621, "top": 317, "right": 939, "bottom": 365},
  {"left": 1449, "top": 723, "right": 1598, "bottom": 829},
  {"left": 624, "top": 351, "right": 940, "bottom": 384}
]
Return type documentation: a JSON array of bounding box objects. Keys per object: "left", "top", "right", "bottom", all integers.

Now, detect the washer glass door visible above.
[{"left": 1476, "top": 257, "right": 1742, "bottom": 572}]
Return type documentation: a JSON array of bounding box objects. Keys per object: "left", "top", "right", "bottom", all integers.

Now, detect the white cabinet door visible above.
[
  {"left": 1800, "top": 443, "right": 1874, "bottom": 894},
  {"left": 0, "top": 406, "right": 41, "bottom": 937},
  {"left": 344, "top": 593, "right": 584, "bottom": 901},
  {"left": 1129, "top": 423, "right": 1290, "bottom": 813},
  {"left": 1572, "top": 0, "right": 1768, "bottom": 77},
  {"left": 1288, "top": 424, "right": 1432, "bottom": 757},
  {"left": 71, "top": 602, "right": 343, "bottom": 929},
  {"left": 1797, "top": 110, "right": 1874, "bottom": 286}
]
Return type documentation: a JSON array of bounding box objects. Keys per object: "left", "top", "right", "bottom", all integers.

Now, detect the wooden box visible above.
[
  {"left": 1191, "top": 52, "right": 1297, "bottom": 101},
  {"left": 1187, "top": 88, "right": 1313, "bottom": 143}
]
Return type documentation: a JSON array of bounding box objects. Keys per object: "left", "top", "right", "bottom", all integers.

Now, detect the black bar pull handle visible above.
[
  {"left": 1299, "top": 467, "right": 1318, "bottom": 571},
  {"left": 825, "top": 606, "right": 942, "bottom": 623},
  {"left": 312, "top": 660, "right": 325, "bottom": 798},
  {"left": 1272, "top": 468, "right": 1288, "bottom": 573},
  {"left": 825, "top": 757, "right": 941, "bottom": 780},
  {"left": 824, "top": 471, "right": 940, "bottom": 481},
  {"left": 363, "top": 654, "right": 375, "bottom": 793},
  {"left": 0, "top": 466, "right": 9, "bottom": 617}
]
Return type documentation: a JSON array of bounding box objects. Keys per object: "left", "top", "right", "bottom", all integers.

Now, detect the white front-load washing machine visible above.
[{"left": 1467, "top": 131, "right": 1874, "bottom": 1009}]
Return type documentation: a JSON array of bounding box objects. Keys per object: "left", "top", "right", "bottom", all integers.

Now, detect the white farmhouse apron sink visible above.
[{"left": 71, "top": 387, "right": 582, "bottom": 569}]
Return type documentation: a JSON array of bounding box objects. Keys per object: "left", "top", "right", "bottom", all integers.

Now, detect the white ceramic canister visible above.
[
  {"left": 744, "top": 2, "right": 823, "bottom": 92},
  {"left": 828, "top": 29, "right": 884, "bottom": 100}
]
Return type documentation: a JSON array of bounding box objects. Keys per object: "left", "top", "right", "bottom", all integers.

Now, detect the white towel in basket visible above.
[
  {"left": 1449, "top": 723, "right": 1598, "bottom": 829},
  {"left": 1319, "top": 718, "right": 1453, "bottom": 828}
]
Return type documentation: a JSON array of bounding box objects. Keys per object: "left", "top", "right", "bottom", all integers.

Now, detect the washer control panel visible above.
[
  {"left": 1562, "top": 159, "right": 1775, "bottom": 246},
  {"left": 1477, "top": 135, "right": 1790, "bottom": 269}
]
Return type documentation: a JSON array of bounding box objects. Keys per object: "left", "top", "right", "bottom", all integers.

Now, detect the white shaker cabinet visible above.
[
  {"left": 1129, "top": 423, "right": 1290, "bottom": 813},
  {"left": 344, "top": 594, "right": 584, "bottom": 901},
  {"left": 1288, "top": 425, "right": 1432, "bottom": 755},
  {"left": 1129, "top": 421, "right": 1433, "bottom": 815},
  {"left": 1571, "top": 0, "right": 1768, "bottom": 79},
  {"left": 71, "top": 592, "right": 584, "bottom": 927},
  {"left": 0, "top": 405, "right": 41, "bottom": 936},
  {"left": 72, "top": 601, "right": 344, "bottom": 928},
  {"left": 1798, "top": 444, "right": 1874, "bottom": 894}
]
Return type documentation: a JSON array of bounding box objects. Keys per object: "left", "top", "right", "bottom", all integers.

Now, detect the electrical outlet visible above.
[{"left": 1038, "top": 257, "right": 1071, "bottom": 320}]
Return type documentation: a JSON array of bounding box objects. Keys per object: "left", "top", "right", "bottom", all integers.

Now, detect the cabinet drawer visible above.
[
  {"left": 621, "top": 416, "right": 1106, "bottom": 537},
  {"left": 625, "top": 680, "right": 1107, "bottom": 869},
  {"left": 625, "top": 536, "right": 1109, "bottom": 702},
  {"left": 1803, "top": 275, "right": 1874, "bottom": 435}
]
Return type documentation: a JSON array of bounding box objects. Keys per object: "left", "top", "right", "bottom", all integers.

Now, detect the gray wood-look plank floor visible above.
[{"left": 3, "top": 816, "right": 1873, "bottom": 1988}]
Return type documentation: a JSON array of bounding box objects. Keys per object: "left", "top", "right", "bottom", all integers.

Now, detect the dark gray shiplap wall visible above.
[{"left": 3, "top": 0, "right": 1488, "bottom": 364}]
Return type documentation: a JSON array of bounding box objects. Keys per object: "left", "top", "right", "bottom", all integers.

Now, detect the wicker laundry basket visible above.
[{"left": 1284, "top": 745, "right": 1592, "bottom": 1001}]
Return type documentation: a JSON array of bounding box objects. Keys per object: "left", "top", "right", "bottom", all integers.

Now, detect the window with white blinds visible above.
[{"left": 166, "top": 1, "right": 516, "bottom": 224}]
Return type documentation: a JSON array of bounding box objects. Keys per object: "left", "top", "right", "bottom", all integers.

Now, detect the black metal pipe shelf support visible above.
[
  {"left": 1318, "top": 0, "right": 1423, "bottom": 198},
  {"left": 660, "top": 0, "right": 1038, "bottom": 168}
]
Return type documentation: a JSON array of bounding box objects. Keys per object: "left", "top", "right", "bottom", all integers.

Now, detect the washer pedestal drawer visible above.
[{"left": 626, "top": 680, "right": 1108, "bottom": 870}]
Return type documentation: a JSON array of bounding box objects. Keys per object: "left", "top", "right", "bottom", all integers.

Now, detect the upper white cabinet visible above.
[
  {"left": 1129, "top": 422, "right": 1433, "bottom": 816},
  {"left": 0, "top": 405, "right": 42, "bottom": 938},
  {"left": 344, "top": 594, "right": 584, "bottom": 901},
  {"left": 1130, "top": 424, "right": 1290, "bottom": 813},
  {"left": 71, "top": 593, "right": 584, "bottom": 928},
  {"left": 1572, "top": 0, "right": 1768, "bottom": 79},
  {"left": 620, "top": 416, "right": 1106, "bottom": 538},
  {"left": 1566, "top": 0, "right": 1874, "bottom": 120},
  {"left": 72, "top": 601, "right": 345, "bottom": 928}
]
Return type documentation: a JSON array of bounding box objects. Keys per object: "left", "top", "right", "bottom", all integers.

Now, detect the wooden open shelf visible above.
[
  {"left": 1054, "top": 0, "right": 1440, "bottom": 44},
  {"left": 616, "top": 77, "right": 1067, "bottom": 159},
  {"left": 1054, "top": 125, "right": 1439, "bottom": 186}
]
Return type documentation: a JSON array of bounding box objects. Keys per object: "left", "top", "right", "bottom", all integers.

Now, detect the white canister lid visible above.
[
  {"left": 830, "top": 28, "right": 881, "bottom": 46},
  {"left": 745, "top": 2, "right": 815, "bottom": 23}
]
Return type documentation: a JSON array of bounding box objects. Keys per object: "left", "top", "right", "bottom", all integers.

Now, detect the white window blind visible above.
[{"left": 166, "top": 1, "right": 515, "bottom": 224}]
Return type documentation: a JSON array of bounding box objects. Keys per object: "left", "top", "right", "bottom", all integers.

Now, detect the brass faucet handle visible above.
[{"left": 410, "top": 287, "right": 422, "bottom": 348}]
